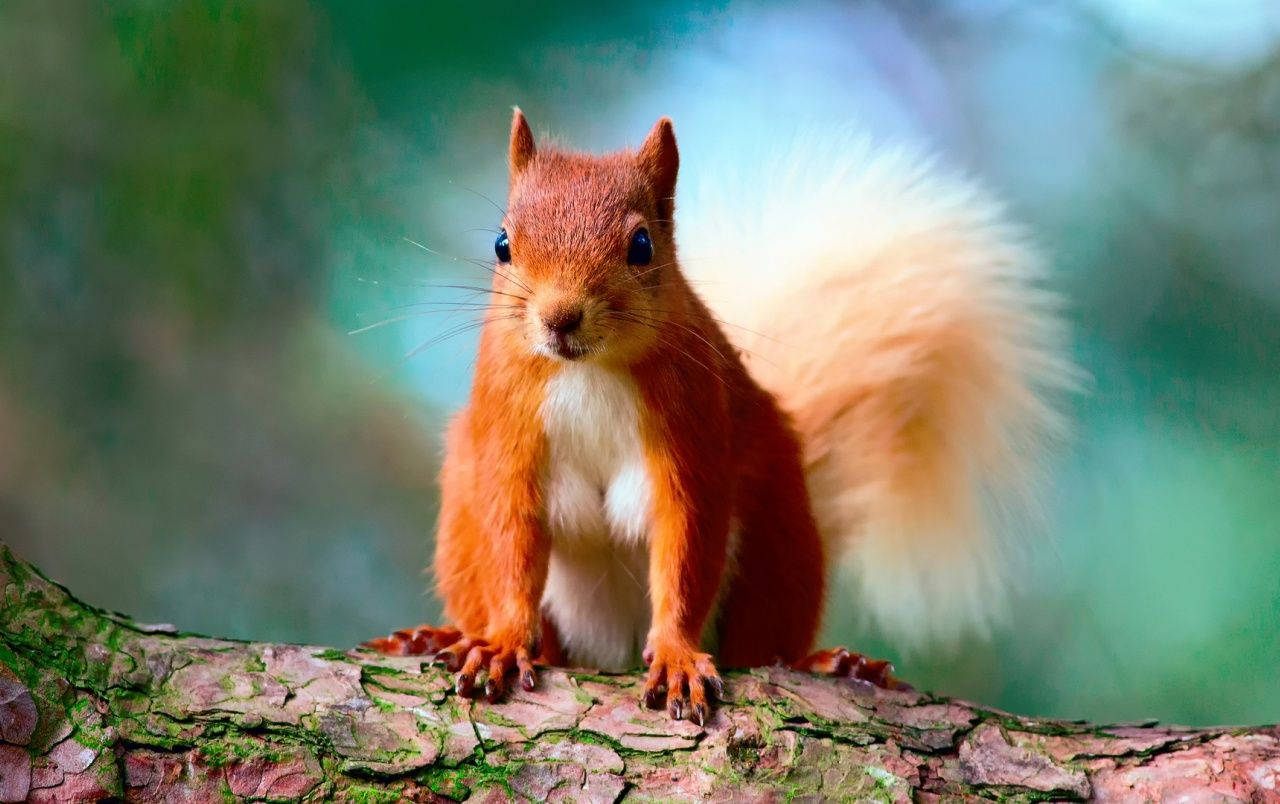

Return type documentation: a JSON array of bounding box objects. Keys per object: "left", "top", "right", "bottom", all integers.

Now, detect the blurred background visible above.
[{"left": 2, "top": 0, "right": 1278, "bottom": 726}]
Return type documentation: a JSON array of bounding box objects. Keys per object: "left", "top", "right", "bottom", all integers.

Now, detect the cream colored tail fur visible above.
[{"left": 679, "top": 133, "right": 1077, "bottom": 648}]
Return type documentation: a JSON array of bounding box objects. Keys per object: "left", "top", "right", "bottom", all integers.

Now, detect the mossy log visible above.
[{"left": 1, "top": 544, "right": 1278, "bottom": 802}]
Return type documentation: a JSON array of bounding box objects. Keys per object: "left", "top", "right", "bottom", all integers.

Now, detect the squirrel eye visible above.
[
  {"left": 495, "top": 229, "right": 511, "bottom": 263},
  {"left": 627, "top": 228, "right": 653, "bottom": 266}
]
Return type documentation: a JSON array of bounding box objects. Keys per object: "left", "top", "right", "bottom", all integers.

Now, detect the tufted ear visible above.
[
  {"left": 509, "top": 107, "right": 536, "bottom": 179},
  {"left": 637, "top": 117, "right": 679, "bottom": 219}
]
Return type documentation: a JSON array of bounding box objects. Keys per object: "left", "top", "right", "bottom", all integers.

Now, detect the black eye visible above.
[
  {"left": 495, "top": 229, "right": 511, "bottom": 263},
  {"left": 627, "top": 227, "right": 653, "bottom": 266}
]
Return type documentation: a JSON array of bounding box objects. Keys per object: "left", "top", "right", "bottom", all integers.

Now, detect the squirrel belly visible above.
[{"left": 538, "top": 361, "right": 656, "bottom": 670}]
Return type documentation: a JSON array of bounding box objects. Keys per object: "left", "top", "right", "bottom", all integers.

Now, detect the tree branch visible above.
[{"left": 0, "top": 543, "right": 1276, "bottom": 802}]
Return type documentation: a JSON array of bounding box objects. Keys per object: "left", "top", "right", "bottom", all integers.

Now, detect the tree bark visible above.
[{"left": 1, "top": 544, "right": 1277, "bottom": 802}]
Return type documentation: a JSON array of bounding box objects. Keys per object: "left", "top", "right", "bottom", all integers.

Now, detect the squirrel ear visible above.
[
  {"left": 637, "top": 117, "right": 679, "bottom": 216},
  {"left": 509, "top": 107, "right": 536, "bottom": 179}
]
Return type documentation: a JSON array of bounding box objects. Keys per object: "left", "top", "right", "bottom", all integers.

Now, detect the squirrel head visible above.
[{"left": 494, "top": 108, "right": 681, "bottom": 364}]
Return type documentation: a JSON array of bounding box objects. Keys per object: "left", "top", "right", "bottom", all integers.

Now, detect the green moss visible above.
[
  {"left": 338, "top": 782, "right": 408, "bottom": 804},
  {"left": 200, "top": 741, "right": 232, "bottom": 767},
  {"left": 418, "top": 750, "right": 519, "bottom": 800},
  {"left": 0, "top": 643, "right": 34, "bottom": 685},
  {"left": 419, "top": 766, "right": 472, "bottom": 800},
  {"left": 313, "top": 648, "right": 349, "bottom": 662},
  {"left": 113, "top": 713, "right": 194, "bottom": 752},
  {"left": 566, "top": 671, "right": 627, "bottom": 685},
  {"left": 2, "top": 548, "right": 30, "bottom": 583},
  {"left": 478, "top": 709, "right": 521, "bottom": 728},
  {"left": 69, "top": 720, "right": 114, "bottom": 752},
  {"left": 196, "top": 735, "right": 291, "bottom": 768},
  {"left": 973, "top": 707, "right": 1087, "bottom": 739},
  {"left": 358, "top": 664, "right": 403, "bottom": 679}
]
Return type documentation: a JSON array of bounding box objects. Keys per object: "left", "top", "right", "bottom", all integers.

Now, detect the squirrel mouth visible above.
[{"left": 548, "top": 335, "right": 585, "bottom": 360}]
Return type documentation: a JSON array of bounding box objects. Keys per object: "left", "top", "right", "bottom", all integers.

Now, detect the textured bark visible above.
[{"left": 1, "top": 544, "right": 1277, "bottom": 802}]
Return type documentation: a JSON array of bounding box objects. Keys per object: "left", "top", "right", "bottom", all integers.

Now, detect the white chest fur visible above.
[{"left": 539, "top": 363, "right": 654, "bottom": 669}]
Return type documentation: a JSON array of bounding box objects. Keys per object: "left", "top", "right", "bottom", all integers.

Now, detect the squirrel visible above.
[{"left": 365, "top": 109, "right": 1075, "bottom": 725}]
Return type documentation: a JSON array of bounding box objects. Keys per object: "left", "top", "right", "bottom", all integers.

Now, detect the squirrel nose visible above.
[{"left": 542, "top": 307, "right": 583, "bottom": 336}]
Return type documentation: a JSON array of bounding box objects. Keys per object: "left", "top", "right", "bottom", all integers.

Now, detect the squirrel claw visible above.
[
  {"left": 455, "top": 672, "right": 476, "bottom": 698},
  {"left": 691, "top": 702, "right": 709, "bottom": 726},
  {"left": 793, "top": 646, "right": 913, "bottom": 691},
  {"left": 484, "top": 677, "right": 503, "bottom": 703},
  {"left": 642, "top": 641, "right": 721, "bottom": 724},
  {"left": 437, "top": 636, "right": 487, "bottom": 672},
  {"left": 643, "top": 685, "right": 665, "bottom": 710},
  {"left": 706, "top": 674, "right": 725, "bottom": 701},
  {"left": 441, "top": 638, "right": 537, "bottom": 704},
  {"left": 360, "top": 624, "right": 463, "bottom": 657}
]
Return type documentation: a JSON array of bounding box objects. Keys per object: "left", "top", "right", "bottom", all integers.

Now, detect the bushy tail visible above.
[{"left": 679, "top": 132, "right": 1078, "bottom": 648}]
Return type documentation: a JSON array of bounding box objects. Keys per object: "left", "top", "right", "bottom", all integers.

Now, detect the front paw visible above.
[
  {"left": 641, "top": 639, "right": 723, "bottom": 726},
  {"left": 438, "top": 633, "right": 537, "bottom": 703}
]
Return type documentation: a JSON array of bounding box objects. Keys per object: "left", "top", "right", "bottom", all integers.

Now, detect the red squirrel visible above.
[{"left": 366, "top": 110, "right": 1074, "bottom": 724}]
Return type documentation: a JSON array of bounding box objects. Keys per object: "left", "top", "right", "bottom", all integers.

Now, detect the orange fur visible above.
[{"left": 368, "top": 110, "right": 1072, "bottom": 721}]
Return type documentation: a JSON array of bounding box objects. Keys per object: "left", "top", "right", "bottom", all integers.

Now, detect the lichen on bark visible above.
[{"left": 1, "top": 543, "right": 1278, "bottom": 802}]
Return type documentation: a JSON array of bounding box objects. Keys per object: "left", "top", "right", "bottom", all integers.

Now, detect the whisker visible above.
[
  {"left": 401, "top": 313, "right": 521, "bottom": 362},
  {"left": 600, "top": 254, "right": 716, "bottom": 295},
  {"left": 604, "top": 311, "right": 722, "bottom": 380},
  {"left": 628, "top": 305, "right": 788, "bottom": 347},
  {"left": 423, "top": 282, "right": 528, "bottom": 303},
  {"left": 585, "top": 567, "right": 611, "bottom": 600},
  {"left": 354, "top": 276, "right": 446, "bottom": 290},
  {"left": 403, "top": 236, "right": 514, "bottom": 288},
  {"left": 366, "top": 313, "right": 520, "bottom": 387},
  {"left": 451, "top": 181, "right": 507, "bottom": 217},
  {"left": 633, "top": 277, "right": 717, "bottom": 289},
  {"left": 361, "top": 300, "right": 522, "bottom": 316},
  {"left": 356, "top": 275, "right": 518, "bottom": 298},
  {"left": 626, "top": 308, "right": 781, "bottom": 369},
  {"left": 372, "top": 277, "right": 529, "bottom": 304},
  {"left": 403, "top": 236, "right": 533, "bottom": 295},
  {"left": 622, "top": 309, "right": 732, "bottom": 366},
  {"left": 602, "top": 260, "right": 680, "bottom": 294},
  {"left": 347, "top": 304, "right": 522, "bottom": 336},
  {"left": 615, "top": 553, "right": 645, "bottom": 592}
]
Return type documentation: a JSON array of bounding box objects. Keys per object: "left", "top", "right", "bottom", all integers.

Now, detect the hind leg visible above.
[
  {"left": 362, "top": 624, "right": 463, "bottom": 656},
  {"left": 716, "top": 453, "right": 826, "bottom": 668},
  {"left": 715, "top": 433, "right": 905, "bottom": 690},
  {"left": 792, "top": 647, "right": 912, "bottom": 690}
]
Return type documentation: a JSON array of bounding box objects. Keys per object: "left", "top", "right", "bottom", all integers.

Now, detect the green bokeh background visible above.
[{"left": 3, "top": 1, "right": 1278, "bottom": 726}]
